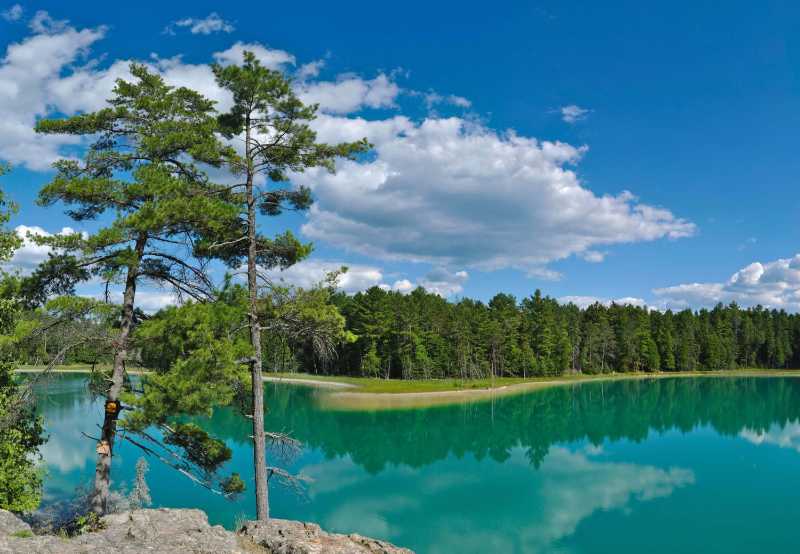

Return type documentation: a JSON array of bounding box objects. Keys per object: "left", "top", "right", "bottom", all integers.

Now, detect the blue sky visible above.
[{"left": 2, "top": 1, "right": 800, "bottom": 311}]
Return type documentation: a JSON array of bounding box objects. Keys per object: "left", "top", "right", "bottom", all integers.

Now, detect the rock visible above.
[
  {"left": 0, "top": 509, "right": 32, "bottom": 536},
  {"left": 0, "top": 508, "right": 414, "bottom": 553},
  {"left": 241, "top": 519, "right": 414, "bottom": 554}
]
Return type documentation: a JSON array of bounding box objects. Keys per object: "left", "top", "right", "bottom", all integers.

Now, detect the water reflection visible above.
[
  {"left": 262, "top": 376, "right": 800, "bottom": 471},
  {"left": 32, "top": 375, "right": 800, "bottom": 553},
  {"left": 740, "top": 421, "right": 800, "bottom": 453}
]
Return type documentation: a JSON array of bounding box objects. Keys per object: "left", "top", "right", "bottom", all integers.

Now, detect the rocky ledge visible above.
[{"left": 0, "top": 508, "right": 414, "bottom": 554}]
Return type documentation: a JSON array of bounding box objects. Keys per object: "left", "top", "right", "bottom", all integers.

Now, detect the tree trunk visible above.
[
  {"left": 246, "top": 115, "right": 270, "bottom": 521},
  {"left": 91, "top": 233, "right": 146, "bottom": 515}
]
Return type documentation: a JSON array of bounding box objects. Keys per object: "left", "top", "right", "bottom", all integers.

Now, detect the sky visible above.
[{"left": 2, "top": 1, "right": 800, "bottom": 312}]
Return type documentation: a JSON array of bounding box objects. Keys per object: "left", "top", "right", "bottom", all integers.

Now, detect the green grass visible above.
[
  {"left": 267, "top": 368, "right": 800, "bottom": 394},
  {"left": 10, "top": 530, "right": 33, "bottom": 539},
  {"left": 17, "top": 363, "right": 112, "bottom": 371},
  {"left": 16, "top": 363, "right": 150, "bottom": 374}
]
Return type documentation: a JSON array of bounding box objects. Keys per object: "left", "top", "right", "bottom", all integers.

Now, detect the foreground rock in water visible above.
[{"left": 0, "top": 508, "right": 414, "bottom": 553}]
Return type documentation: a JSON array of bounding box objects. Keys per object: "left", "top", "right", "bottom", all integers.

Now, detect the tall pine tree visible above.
[
  {"left": 35, "top": 65, "right": 237, "bottom": 514},
  {"left": 211, "top": 52, "right": 369, "bottom": 520}
]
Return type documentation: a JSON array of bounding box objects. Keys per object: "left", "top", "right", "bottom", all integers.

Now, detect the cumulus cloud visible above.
[
  {"left": 28, "top": 10, "right": 70, "bottom": 34},
  {"left": 1, "top": 4, "right": 22, "bottom": 22},
  {"left": 580, "top": 250, "right": 606, "bottom": 263},
  {"left": 297, "top": 117, "right": 695, "bottom": 273},
  {"left": 386, "top": 278, "right": 414, "bottom": 294},
  {"left": 0, "top": 22, "right": 299, "bottom": 168},
  {"left": 654, "top": 253, "right": 800, "bottom": 310},
  {"left": 0, "top": 13, "right": 106, "bottom": 169},
  {"left": 167, "top": 12, "right": 234, "bottom": 35},
  {"left": 417, "top": 268, "right": 469, "bottom": 297},
  {"left": 297, "top": 59, "right": 325, "bottom": 80},
  {"left": 3, "top": 225, "right": 79, "bottom": 273},
  {"left": 558, "top": 295, "right": 649, "bottom": 309},
  {"left": 91, "top": 289, "right": 176, "bottom": 312},
  {"left": 264, "top": 259, "right": 384, "bottom": 294},
  {"left": 297, "top": 73, "right": 400, "bottom": 114},
  {"left": 560, "top": 104, "right": 590, "bottom": 124},
  {"left": 0, "top": 19, "right": 693, "bottom": 283},
  {"left": 421, "top": 90, "right": 472, "bottom": 109},
  {"left": 212, "top": 41, "right": 295, "bottom": 69},
  {"left": 263, "top": 259, "right": 468, "bottom": 297}
]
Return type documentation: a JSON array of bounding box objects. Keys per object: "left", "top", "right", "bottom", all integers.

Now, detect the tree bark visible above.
[
  {"left": 246, "top": 114, "right": 270, "bottom": 521},
  {"left": 91, "top": 233, "right": 147, "bottom": 515}
]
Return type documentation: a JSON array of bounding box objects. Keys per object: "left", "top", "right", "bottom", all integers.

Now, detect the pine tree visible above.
[
  {"left": 34, "top": 65, "right": 236, "bottom": 514},
  {"left": 211, "top": 52, "right": 369, "bottom": 521}
]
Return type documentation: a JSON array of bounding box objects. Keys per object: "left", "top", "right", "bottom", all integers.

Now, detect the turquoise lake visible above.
[{"left": 33, "top": 374, "right": 800, "bottom": 553}]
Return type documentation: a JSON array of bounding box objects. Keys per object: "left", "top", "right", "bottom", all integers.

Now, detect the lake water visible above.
[{"left": 32, "top": 374, "right": 800, "bottom": 553}]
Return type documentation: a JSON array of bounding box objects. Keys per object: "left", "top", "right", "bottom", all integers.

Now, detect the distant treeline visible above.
[
  {"left": 279, "top": 287, "right": 799, "bottom": 378},
  {"left": 16, "top": 286, "right": 800, "bottom": 379}
]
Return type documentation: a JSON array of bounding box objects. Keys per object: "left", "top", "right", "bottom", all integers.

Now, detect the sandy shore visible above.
[
  {"left": 263, "top": 376, "right": 358, "bottom": 389},
  {"left": 309, "top": 370, "right": 800, "bottom": 411}
]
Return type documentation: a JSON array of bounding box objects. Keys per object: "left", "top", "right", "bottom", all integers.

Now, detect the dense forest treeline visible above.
[
  {"left": 15, "top": 285, "right": 800, "bottom": 379},
  {"left": 282, "top": 287, "right": 800, "bottom": 379}
]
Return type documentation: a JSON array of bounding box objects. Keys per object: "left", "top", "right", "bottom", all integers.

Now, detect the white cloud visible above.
[
  {"left": 212, "top": 41, "right": 295, "bottom": 70},
  {"left": 297, "top": 117, "right": 694, "bottom": 273},
  {"left": 558, "top": 295, "right": 649, "bottom": 309},
  {"left": 43, "top": 52, "right": 234, "bottom": 119},
  {"left": 526, "top": 267, "right": 563, "bottom": 281},
  {"left": 1, "top": 4, "right": 22, "bottom": 22},
  {"left": 0, "top": 26, "right": 296, "bottom": 169},
  {"left": 388, "top": 279, "right": 414, "bottom": 294},
  {"left": 310, "top": 113, "right": 414, "bottom": 148},
  {"left": 0, "top": 21, "right": 694, "bottom": 286},
  {"left": 560, "top": 104, "right": 590, "bottom": 124},
  {"left": 3, "top": 224, "right": 78, "bottom": 273},
  {"left": 422, "top": 90, "right": 472, "bottom": 109},
  {"left": 28, "top": 10, "right": 69, "bottom": 34},
  {"left": 262, "top": 259, "right": 468, "bottom": 297},
  {"left": 264, "top": 259, "right": 385, "bottom": 294},
  {"left": 96, "top": 289, "right": 176, "bottom": 312},
  {"left": 169, "top": 13, "right": 234, "bottom": 35},
  {"left": 0, "top": 13, "right": 106, "bottom": 169},
  {"left": 418, "top": 267, "right": 469, "bottom": 297},
  {"left": 581, "top": 250, "right": 606, "bottom": 263},
  {"left": 298, "top": 73, "right": 400, "bottom": 114},
  {"left": 76, "top": 284, "right": 177, "bottom": 312},
  {"left": 297, "top": 59, "right": 325, "bottom": 80},
  {"left": 654, "top": 253, "right": 800, "bottom": 311}
]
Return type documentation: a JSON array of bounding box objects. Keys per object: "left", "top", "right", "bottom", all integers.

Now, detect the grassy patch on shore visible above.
[
  {"left": 267, "top": 368, "right": 800, "bottom": 394},
  {"left": 15, "top": 363, "right": 151, "bottom": 374},
  {"left": 17, "top": 363, "right": 112, "bottom": 371}
]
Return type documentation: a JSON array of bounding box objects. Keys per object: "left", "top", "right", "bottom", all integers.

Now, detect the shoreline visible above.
[
  {"left": 15, "top": 367, "right": 151, "bottom": 376},
  {"left": 271, "top": 370, "right": 800, "bottom": 410},
  {"left": 263, "top": 376, "right": 357, "bottom": 389}
]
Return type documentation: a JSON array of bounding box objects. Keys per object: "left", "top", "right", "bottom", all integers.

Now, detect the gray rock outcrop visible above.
[
  {"left": 0, "top": 508, "right": 414, "bottom": 554},
  {"left": 241, "top": 519, "right": 414, "bottom": 554}
]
